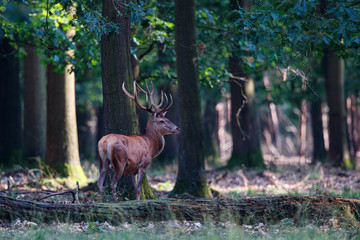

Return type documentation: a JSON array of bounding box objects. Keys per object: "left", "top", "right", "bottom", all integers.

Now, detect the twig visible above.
[
  {"left": 37, "top": 190, "right": 74, "bottom": 201},
  {"left": 37, "top": 182, "right": 80, "bottom": 203},
  {"left": 232, "top": 80, "right": 248, "bottom": 141},
  {"left": 138, "top": 43, "right": 155, "bottom": 61},
  {"left": 7, "top": 180, "right": 11, "bottom": 195},
  {"left": 74, "top": 181, "right": 80, "bottom": 204}
]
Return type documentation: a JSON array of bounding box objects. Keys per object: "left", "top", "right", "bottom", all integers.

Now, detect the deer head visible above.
[{"left": 122, "top": 81, "right": 180, "bottom": 136}]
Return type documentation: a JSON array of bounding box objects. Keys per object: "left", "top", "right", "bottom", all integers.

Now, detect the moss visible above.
[
  {"left": 52, "top": 163, "right": 88, "bottom": 186},
  {"left": 343, "top": 158, "right": 354, "bottom": 170},
  {"left": 227, "top": 148, "right": 265, "bottom": 169},
  {"left": 170, "top": 177, "right": 212, "bottom": 198},
  {"left": 140, "top": 175, "right": 156, "bottom": 200}
]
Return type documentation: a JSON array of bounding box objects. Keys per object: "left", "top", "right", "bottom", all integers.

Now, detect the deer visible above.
[{"left": 97, "top": 81, "right": 180, "bottom": 201}]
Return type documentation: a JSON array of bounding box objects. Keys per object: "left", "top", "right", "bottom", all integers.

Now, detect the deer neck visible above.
[{"left": 143, "top": 122, "right": 165, "bottom": 158}]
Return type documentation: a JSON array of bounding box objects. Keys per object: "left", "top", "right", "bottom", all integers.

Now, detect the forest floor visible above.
[{"left": 1, "top": 155, "right": 360, "bottom": 239}]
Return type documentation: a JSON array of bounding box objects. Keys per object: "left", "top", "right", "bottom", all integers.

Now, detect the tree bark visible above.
[
  {"left": 101, "top": 0, "right": 154, "bottom": 200},
  {"left": 299, "top": 102, "right": 307, "bottom": 163},
  {"left": 46, "top": 21, "right": 87, "bottom": 184},
  {"left": 77, "top": 100, "right": 97, "bottom": 160},
  {"left": 171, "top": 0, "right": 211, "bottom": 197},
  {"left": 227, "top": 0, "right": 264, "bottom": 169},
  {"left": 262, "top": 72, "right": 281, "bottom": 157},
  {"left": 156, "top": 42, "right": 180, "bottom": 164},
  {"left": 1, "top": 195, "right": 360, "bottom": 226},
  {"left": 156, "top": 84, "right": 180, "bottom": 164},
  {"left": 23, "top": 46, "right": 46, "bottom": 163},
  {"left": 310, "top": 79, "right": 327, "bottom": 163},
  {"left": 323, "top": 50, "right": 352, "bottom": 168},
  {"left": 203, "top": 98, "right": 220, "bottom": 163},
  {"left": 0, "top": 38, "right": 22, "bottom": 167},
  {"left": 46, "top": 63, "right": 87, "bottom": 184}
]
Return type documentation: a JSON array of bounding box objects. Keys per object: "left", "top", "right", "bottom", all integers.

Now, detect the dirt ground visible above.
[{"left": 1, "top": 154, "right": 360, "bottom": 202}]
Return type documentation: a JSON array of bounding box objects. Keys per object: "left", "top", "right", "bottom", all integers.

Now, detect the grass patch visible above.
[{"left": 1, "top": 220, "right": 359, "bottom": 240}]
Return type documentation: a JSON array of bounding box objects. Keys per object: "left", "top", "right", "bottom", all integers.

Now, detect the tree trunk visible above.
[
  {"left": 227, "top": 0, "right": 264, "bottom": 169},
  {"left": 46, "top": 62, "right": 87, "bottom": 184},
  {"left": 356, "top": 94, "right": 360, "bottom": 169},
  {"left": 155, "top": 42, "right": 180, "bottom": 165},
  {"left": 1, "top": 195, "right": 360, "bottom": 227},
  {"left": 156, "top": 84, "right": 179, "bottom": 164},
  {"left": 0, "top": 38, "right": 22, "bottom": 167},
  {"left": 323, "top": 50, "right": 352, "bottom": 168},
  {"left": 262, "top": 72, "right": 281, "bottom": 157},
  {"left": 101, "top": 0, "right": 154, "bottom": 200},
  {"left": 23, "top": 45, "right": 46, "bottom": 164},
  {"left": 203, "top": 98, "right": 220, "bottom": 163},
  {"left": 171, "top": 0, "right": 211, "bottom": 197},
  {"left": 46, "top": 19, "right": 87, "bottom": 184},
  {"left": 299, "top": 101, "right": 307, "bottom": 163},
  {"left": 77, "top": 100, "right": 97, "bottom": 160},
  {"left": 310, "top": 79, "right": 327, "bottom": 163}
]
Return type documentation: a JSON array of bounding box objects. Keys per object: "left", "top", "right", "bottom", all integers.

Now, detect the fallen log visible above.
[{"left": 0, "top": 195, "right": 359, "bottom": 226}]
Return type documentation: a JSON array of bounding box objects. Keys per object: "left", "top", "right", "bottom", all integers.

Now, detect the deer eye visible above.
[{"left": 159, "top": 120, "right": 165, "bottom": 124}]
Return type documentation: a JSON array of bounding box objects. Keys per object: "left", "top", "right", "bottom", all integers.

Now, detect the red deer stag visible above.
[{"left": 97, "top": 81, "right": 180, "bottom": 201}]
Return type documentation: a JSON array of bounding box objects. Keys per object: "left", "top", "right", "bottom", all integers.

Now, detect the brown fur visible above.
[{"left": 97, "top": 114, "right": 180, "bottom": 201}]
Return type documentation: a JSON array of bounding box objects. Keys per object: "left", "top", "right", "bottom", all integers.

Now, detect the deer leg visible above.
[
  {"left": 97, "top": 161, "right": 108, "bottom": 202},
  {"left": 110, "top": 145, "right": 128, "bottom": 202},
  {"left": 110, "top": 166, "right": 125, "bottom": 202},
  {"left": 135, "top": 169, "right": 146, "bottom": 200},
  {"left": 131, "top": 174, "right": 138, "bottom": 187}
]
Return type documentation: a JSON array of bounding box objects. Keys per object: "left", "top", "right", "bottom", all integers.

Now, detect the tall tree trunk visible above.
[
  {"left": 0, "top": 38, "right": 22, "bottom": 167},
  {"left": 227, "top": 0, "right": 264, "bottom": 169},
  {"left": 323, "top": 50, "right": 352, "bottom": 168},
  {"left": 203, "top": 98, "right": 220, "bottom": 163},
  {"left": 46, "top": 25, "right": 87, "bottom": 184},
  {"left": 156, "top": 41, "right": 179, "bottom": 164},
  {"left": 262, "top": 72, "right": 281, "bottom": 156},
  {"left": 171, "top": 0, "right": 211, "bottom": 197},
  {"left": 356, "top": 94, "right": 360, "bottom": 169},
  {"left": 77, "top": 100, "right": 97, "bottom": 160},
  {"left": 101, "top": 0, "right": 154, "bottom": 200},
  {"left": 310, "top": 90, "right": 326, "bottom": 163},
  {"left": 156, "top": 83, "right": 179, "bottom": 164},
  {"left": 23, "top": 46, "right": 46, "bottom": 164},
  {"left": 299, "top": 102, "right": 307, "bottom": 163}
]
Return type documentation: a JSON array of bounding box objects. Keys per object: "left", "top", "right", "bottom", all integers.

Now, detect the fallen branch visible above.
[{"left": 37, "top": 181, "right": 80, "bottom": 203}]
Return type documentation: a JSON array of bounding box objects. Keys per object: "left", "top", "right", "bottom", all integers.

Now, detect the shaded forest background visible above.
[{"left": 1, "top": 0, "right": 360, "bottom": 199}]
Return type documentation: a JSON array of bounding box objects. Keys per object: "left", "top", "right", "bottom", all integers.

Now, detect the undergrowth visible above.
[{"left": 1, "top": 220, "right": 359, "bottom": 240}]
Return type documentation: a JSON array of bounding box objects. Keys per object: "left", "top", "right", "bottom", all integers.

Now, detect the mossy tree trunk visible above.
[
  {"left": 23, "top": 45, "right": 46, "bottom": 164},
  {"left": 0, "top": 38, "right": 22, "bottom": 167},
  {"left": 2, "top": 195, "right": 360, "bottom": 227},
  {"left": 171, "top": 0, "right": 212, "bottom": 198},
  {"left": 101, "top": 0, "right": 154, "bottom": 200},
  {"left": 323, "top": 50, "right": 352, "bottom": 168},
  {"left": 46, "top": 26, "right": 88, "bottom": 185},
  {"left": 227, "top": 0, "right": 264, "bottom": 169}
]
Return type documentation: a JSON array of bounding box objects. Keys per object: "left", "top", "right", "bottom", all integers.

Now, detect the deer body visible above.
[{"left": 97, "top": 81, "right": 179, "bottom": 201}]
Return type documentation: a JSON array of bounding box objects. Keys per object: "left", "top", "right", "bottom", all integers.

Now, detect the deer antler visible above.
[
  {"left": 122, "top": 82, "right": 153, "bottom": 113},
  {"left": 122, "top": 81, "right": 174, "bottom": 115}
]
